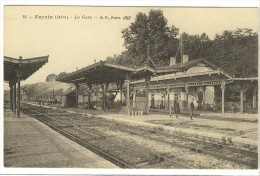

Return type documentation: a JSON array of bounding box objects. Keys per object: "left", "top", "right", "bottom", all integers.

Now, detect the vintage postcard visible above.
[{"left": 2, "top": 1, "right": 259, "bottom": 175}]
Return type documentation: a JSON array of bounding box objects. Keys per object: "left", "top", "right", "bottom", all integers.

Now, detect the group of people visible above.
[
  {"left": 38, "top": 98, "right": 60, "bottom": 106},
  {"left": 169, "top": 99, "right": 194, "bottom": 120}
]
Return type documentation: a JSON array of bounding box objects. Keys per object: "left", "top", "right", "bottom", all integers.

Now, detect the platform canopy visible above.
[
  {"left": 4, "top": 56, "right": 49, "bottom": 82},
  {"left": 5, "top": 55, "right": 49, "bottom": 118},
  {"left": 132, "top": 70, "right": 233, "bottom": 89},
  {"left": 132, "top": 59, "right": 233, "bottom": 89},
  {"left": 56, "top": 61, "right": 181, "bottom": 84}
]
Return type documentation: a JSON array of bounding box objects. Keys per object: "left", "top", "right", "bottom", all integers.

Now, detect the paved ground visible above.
[{"left": 4, "top": 109, "right": 118, "bottom": 168}]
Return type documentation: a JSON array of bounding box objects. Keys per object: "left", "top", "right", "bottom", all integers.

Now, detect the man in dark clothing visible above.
[
  {"left": 174, "top": 100, "right": 180, "bottom": 118},
  {"left": 190, "top": 99, "right": 195, "bottom": 120}
]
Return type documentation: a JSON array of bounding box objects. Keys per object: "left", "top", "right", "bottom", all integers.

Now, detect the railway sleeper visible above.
[
  {"left": 135, "top": 155, "right": 164, "bottom": 168},
  {"left": 190, "top": 147, "right": 203, "bottom": 153},
  {"left": 134, "top": 159, "right": 160, "bottom": 168},
  {"left": 55, "top": 125, "right": 74, "bottom": 128},
  {"left": 46, "top": 113, "right": 77, "bottom": 116},
  {"left": 163, "top": 157, "right": 194, "bottom": 169}
]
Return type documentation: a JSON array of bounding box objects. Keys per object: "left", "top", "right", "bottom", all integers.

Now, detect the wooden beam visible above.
[
  {"left": 17, "top": 56, "right": 22, "bottom": 118},
  {"left": 119, "top": 80, "right": 123, "bottom": 108},
  {"left": 13, "top": 82, "right": 17, "bottom": 116},
  {"left": 221, "top": 81, "right": 225, "bottom": 114},
  {"left": 240, "top": 89, "right": 244, "bottom": 114},
  {"left": 185, "top": 84, "right": 189, "bottom": 110},
  {"left": 145, "top": 74, "right": 151, "bottom": 115},
  {"left": 102, "top": 83, "right": 109, "bottom": 112},
  {"left": 253, "top": 85, "right": 257, "bottom": 109},
  {"left": 87, "top": 83, "right": 92, "bottom": 110},
  {"left": 125, "top": 73, "right": 130, "bottom": 114},
  {"left": 9, "top": 81, "right": 14, "bottom": 111},
  {"left": 75, "top": 83, "right": 79, "bottom": 108}
]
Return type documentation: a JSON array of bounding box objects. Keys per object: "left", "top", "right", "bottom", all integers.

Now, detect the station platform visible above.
[
  {"left": 4, "top": 109, "right": 118, "bottom": 168},
  {"left": 44, "top": 105, "right": 257, "bottom": 147}
]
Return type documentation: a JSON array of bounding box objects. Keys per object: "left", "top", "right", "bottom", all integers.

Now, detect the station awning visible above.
[
  {"left": 231, "top": 77, "right": 258, "bottom": 81},
  {"left": 5, "top": 55, "right": 49, "bottom": 118},
  {"left": 56, "top": 61, "right": 181, "bottom": 85},
  {"left": 132, "top": 69, "right": 233, "bottom": 89},
  {"left": 4, "top": 56, "right": 49, "bottom": 81}
]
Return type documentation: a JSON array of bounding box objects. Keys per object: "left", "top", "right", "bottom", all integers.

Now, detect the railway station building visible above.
[
  {"left": 132, "top": 58, "right": 258, "bottom": 114},
  {"left": 56, "top": 57, "right": 258, "bottom": 115}
]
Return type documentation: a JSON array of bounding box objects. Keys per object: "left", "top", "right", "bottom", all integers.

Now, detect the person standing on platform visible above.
[
  {"left": 174, "top": 99, "right": 180, "bottom": 118},
  {"left": 39, "top": 97, "right": 42, "bottom": 106},
  {"left": 169, "top": 102, "right": 174, "bottom": 118},
  {"left": 190, "top": 99, "right": 195, "bottom": 120}
]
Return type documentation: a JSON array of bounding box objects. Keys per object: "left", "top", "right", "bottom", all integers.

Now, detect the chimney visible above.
[
  {"left": 183, "top": 55, "right": 189, "bottom": 63},
  {"left": 170, "top": 57, "right": 176, "bottom": 66}
]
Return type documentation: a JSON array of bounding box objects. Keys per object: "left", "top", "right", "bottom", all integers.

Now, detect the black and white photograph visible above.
[{"left": 2, "top": 1, "right": 259, "bottom": 175}]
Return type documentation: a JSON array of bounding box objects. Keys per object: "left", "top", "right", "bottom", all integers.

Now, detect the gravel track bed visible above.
[
  {"left": 106, "top": 121, "right": 257, "bottom": 163},
  {"left": 95, "top": 126, "right": 249, "bottom": 169}
]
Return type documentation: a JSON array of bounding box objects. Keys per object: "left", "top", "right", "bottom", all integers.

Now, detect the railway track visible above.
[
  {"left": 21, "top": 103, "right": 258, "bottom": 169},
  {"left": 21, "top": 104, "right": 193, "bottom": 169}
]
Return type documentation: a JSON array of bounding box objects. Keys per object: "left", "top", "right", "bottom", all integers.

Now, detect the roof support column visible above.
[
  {"left": 167, "top": 86, "right": 170, "bottom": 111},
  {"left": 17, "top": 76, "right": 21, "bottom": 118},
  {"left": 202, "top": 86, "right": 206, "bottom": 111},
  {"left": 145, "top": 74, "right": 151, "bottom": 115},
  {"left": 13, "top": 81, "right": 17, "bottom": 117},
  {"left": 125, "top": 73, "right": 130, "bottom": 114},
  {"left": 221, "top": 81, "right": 225, "bottom": 114},
  {"left": 17, "top": 56, "right": 22, "bottom": 118},
  {"left": 240, "top": 82, "right": 248, "bottom": 114},
  {"left": 252, "top": 84, "right": 257, "bottom": 109},
  {"left": 240, "top": 89, "right": 244, "bottom": 114},
  {"left": 133, "top": 88, "right": 136, "bottom": 108},
  {"left": 185, "top": 84, "right": 189, "bottom": 110},
  {"left": 87, "top": 83, "right": 92, "bottom": 110},
  {"left": 9, "top": 81, "right": 14, "bottom": 111},
  {"left": 75, "top": 83, "right": 79, "bottom": 108},
  {"left": 119, "top": 81, "right": 123, "bottom": 107},
  {"left": 102, "top": 83, "right": 109, "bottom": 112}
]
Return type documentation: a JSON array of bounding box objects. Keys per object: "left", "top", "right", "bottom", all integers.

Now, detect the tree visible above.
[
  {"left": 106, "top": 51, "right": 134, "bottom": 66},
  {"left": 208, "top": 28, "right": 258, "bottom": 102},
  {"left": 121, "top": 9, "right": 179, "bottom": 67},
  {"left": 45, "top": 74, "right": 57, "bottom": 82},
  {"left": 208, "top": 28, "right": 258, "bottom": 77},
  {"left": 181, "top": 32, "right": 213, "bottom": 62},
  {"left": 57, "top": 72, "right": 67, "bottom": 79}
]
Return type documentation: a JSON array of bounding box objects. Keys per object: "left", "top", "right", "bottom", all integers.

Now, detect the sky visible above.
[{"left": 3, "top": 6, "right": 258, "bottom": 90}]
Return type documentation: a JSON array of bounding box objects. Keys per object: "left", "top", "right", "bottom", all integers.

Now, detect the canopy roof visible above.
[
  {"left": 132, "top": 59, "right": 233, "bottom": 89},
  {"left": 56, "top": 58, "right": 236, "bottom": 87},
  {"left": 4, "top": 56, "right": 49, "bottom": 82},
  {"left": 56, "top": 61, "right": 181, "bottom": 84},
  {"left": 231, "top": 77, "right": 258, "bottom": 81}
]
